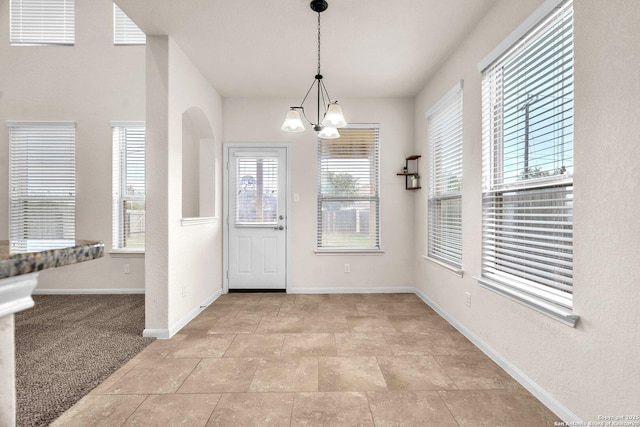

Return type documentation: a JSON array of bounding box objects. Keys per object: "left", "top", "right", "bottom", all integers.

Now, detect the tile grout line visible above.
[
  {"left": 202, "top": 392, "right": 224, "bottom": 426},
  {"left": 435, "top": 390, "right": 462, "bottom": 427},
  {"left": 220, "top": 332, "right": 239, "bottom": 358},
  {"left": 431, "top": 354, "right": 459, "bottom": 391}
]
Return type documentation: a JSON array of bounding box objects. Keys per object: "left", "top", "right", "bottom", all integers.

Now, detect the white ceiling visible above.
[{"left": 115, "top": 0, "right": 498, "bottom": 99}]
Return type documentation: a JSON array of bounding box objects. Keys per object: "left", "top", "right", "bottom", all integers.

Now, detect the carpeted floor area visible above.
[{"left": 14, "top": 294, "right": 153, "bottom": 427}]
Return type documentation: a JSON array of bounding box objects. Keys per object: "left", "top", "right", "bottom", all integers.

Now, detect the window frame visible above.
[
  {"left": 425, "top": 80, "right": 464, "bottom": 275},
  {"left": 10, "top": 0, "right": 75, "bottom": 46},
  {"left": 7, "top": 121, "right": 76, "bottom": 251},
  {"left": 111, "top": 122, "right": 146, "bottom": 253},
  {"left": 476, "top": 0, "right": 577, "bottom": 327},
  {"left": 316, "top": 124, "right": 381, "bottom": 253}
]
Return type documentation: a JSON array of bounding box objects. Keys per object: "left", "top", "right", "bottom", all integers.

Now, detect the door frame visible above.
[{"left": 223, "top": 142, "right": 291, "bottom": 293}]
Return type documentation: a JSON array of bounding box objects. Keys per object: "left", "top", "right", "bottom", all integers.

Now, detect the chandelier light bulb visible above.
[
  {"left": 281, "top": 109, "right": 305, "bottom": 132},
  {"left": 321, "top": 102, "right": 347, "bottom": 128},
  {"left": 318, "top": 126, "right": 340, "bottom": 139}
]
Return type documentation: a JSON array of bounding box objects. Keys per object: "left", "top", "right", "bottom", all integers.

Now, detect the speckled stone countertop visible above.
[{"left": 0, "top": 240, "right": 104, "bottom": 279}]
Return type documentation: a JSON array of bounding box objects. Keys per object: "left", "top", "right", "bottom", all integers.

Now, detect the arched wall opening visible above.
[{"left": 181, "top": 107, "right": 216, "bottom": 219}]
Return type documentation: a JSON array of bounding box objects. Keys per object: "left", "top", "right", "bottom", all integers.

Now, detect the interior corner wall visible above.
[
  {"left": 414, "top": 0, "right": 640, "bottom": 421},
  {"left": 223, "top": 97, "right": 415, "bottom": 291},
  {"left": 0, "top": 0, "right": 145, "bottom": 292},
  {"left": 145, "top": 35, "right": 223, "bottom": 333}
]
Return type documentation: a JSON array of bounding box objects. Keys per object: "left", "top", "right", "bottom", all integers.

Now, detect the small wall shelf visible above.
[{"left": 397, "top": 155, "right": 421, "bottom": 190}]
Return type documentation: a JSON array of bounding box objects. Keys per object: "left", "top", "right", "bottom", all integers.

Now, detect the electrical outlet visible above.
[
  {"left": 124, "top": 263, "right": 130, "bottom": 274},
  {"left": 465, "top": 292, "right": 471, "bottom": 307},
  {"left": 182, "top": 285, "right": 187, "bottom": 297},
  {"left": 344, "top": 264, "right": 351, "bottom": 273}
]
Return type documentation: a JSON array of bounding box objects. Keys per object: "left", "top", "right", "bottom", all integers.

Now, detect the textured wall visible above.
[
  {"left": 223, "top": 97, "right": 416, "bottom": 290},
  {"left": 414, "top": 0, "right": 640, "bottom": 421},
  {"left": 0, "top": 0, "right": 146, "bottom": 291}
]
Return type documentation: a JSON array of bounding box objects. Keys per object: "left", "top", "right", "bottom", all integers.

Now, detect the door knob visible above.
[{"left": 274, "top": 225, "right": 284, "bottom": 230}]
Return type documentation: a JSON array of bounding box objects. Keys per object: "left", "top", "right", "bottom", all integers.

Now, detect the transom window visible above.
[
  {"left": 113, "top": 3, "right": 145, "bottom": 45},
  {"left": 10, "top": 0, "right": 75, "bottom": 46}
]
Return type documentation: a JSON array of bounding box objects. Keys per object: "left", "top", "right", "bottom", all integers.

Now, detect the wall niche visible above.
[{"left": 181, "top": 107, "right": 216, "bottom": 223}]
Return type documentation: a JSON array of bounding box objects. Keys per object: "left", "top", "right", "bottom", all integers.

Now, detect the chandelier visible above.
[{"left": 281, "top": 0, "right": 347, "bottom": 139}]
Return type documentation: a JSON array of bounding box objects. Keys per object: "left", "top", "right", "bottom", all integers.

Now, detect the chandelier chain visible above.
[
  {"left": 281, "top": 0, "right": 346, "bottom": 136},
  {"left": 317, "top": 12, "right": 321, "bottom": 74}
]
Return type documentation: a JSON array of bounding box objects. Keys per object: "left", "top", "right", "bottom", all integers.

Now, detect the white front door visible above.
[{"left": 226, "top": 146, "right": 287, "bottom": 290}]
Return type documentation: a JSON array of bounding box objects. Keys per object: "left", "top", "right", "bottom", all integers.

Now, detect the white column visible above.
[
  {"left": 0, "top": 272, "right": 39, "bottom": 427},
  {"left": 0, "top": 314, "right": 15, "bottom": 427}
]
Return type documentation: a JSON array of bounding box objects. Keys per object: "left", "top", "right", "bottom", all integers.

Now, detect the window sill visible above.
[
  {"left": 109, "top": 250, "right": 145, "bottom": 258},
  {"left": 423, "top": 255, "right": 463, "bottom": 278},
  {"left": 315, "top": 249, "right": 384, "bottom": 256},
  {"left": 475, "top": 276, "right": 579, "bottom": 327},
  {"left": 180, "top": 217, "right": 218, "bottom": 226}
]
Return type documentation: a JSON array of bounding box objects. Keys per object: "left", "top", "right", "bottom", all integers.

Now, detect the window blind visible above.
[
  {"left": 113, "top": 3, "right": 145, "bottom": 45},
  {"left": 8, "top": 122, "right": 76, "bottom": 245},
  {"left": 480, "top": 0, "right": 575, "bottom": 317},
  {"left": 112, "top": 123, "right": 145, "bottom": 250},
  {"left": 235, "top": 156, "right": 279, "bottom": 225},
  {"left": 426, "top": 81, "right": 463, "bottom": 269},
  {"left": 10, "top": 0, "right": 75, "bottom": 46},
  {"left": 317, "top": 126, "right": 380, "bottom": 250}
]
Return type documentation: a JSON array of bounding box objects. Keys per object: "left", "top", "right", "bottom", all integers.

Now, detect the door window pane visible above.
[{"left": 235, "top": 157, "right": 278, "bottom": 224}]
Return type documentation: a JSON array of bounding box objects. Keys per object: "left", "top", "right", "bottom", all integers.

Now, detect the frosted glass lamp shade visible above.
[
  {"left": 281, "top": 109, "right": 305, "bottom": 132},
  {"left": 321, "top": 102, "right": 347, "bottom": 128},
  {"left": 318, "top": 126, "right": 340, "bottom": 139}
]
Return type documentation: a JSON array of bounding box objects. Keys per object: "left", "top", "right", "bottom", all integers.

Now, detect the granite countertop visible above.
[{"left": 0, "top": 240, "right": 104, "bottom": 280}]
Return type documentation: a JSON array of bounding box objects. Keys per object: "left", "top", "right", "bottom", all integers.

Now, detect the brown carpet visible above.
[{"left": 14, "top": 294, "right": 154, "bottom": 427}]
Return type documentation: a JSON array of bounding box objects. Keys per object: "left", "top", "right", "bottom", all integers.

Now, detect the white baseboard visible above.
[
  {"left": 413, "top": 288, "right": 582, "bottom": 424},
  {"left": 168, "top": 289, "right": 223, "bottom": 337},
  {"left": 33, "top": 288, "right": 145, "bottom": 295},
  {"left": 141, "top": 328, "right": 171, "bottom": 339},
  {"left": 287, "top": 286, "right": 415, "bottom": 294},
  {"left": 143, "top": 288, "right": 223, "bottom": 339}
]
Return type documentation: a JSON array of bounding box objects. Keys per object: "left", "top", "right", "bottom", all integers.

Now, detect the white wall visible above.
[
  {"left": 223, "top": 97, "right": 415, "bottom": 290},
  {"left": 414, "top": 0, "right": 640, "bottom": 421},
  {"left": 145, "top": 36, "right": 223, "bottom": 333},
  {"left": 0, "top": 0, "right": 145, "bottom": 291}
]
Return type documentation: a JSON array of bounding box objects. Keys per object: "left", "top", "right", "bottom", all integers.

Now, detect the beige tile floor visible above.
[{"left": 52, "top": 293, "right": 560, "bottom": 426}]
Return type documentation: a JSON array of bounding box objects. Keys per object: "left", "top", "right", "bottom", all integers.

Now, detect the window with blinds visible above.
[
  {"left": 479, "top": 0, "right": 575, "bottom": 324},
  {"left": 8, "top": 122, "right": 76, "bottom": 248},
  {"left": 426, "top": 81, "right": 464, "bottom": 271},
  {"left": 235, "top": 156, "right": 279, "bottom": 225},
  {"left": 317, "top": 126, "right": 380, "bottom": 250},
  {"left": 113, "top": 3, "right": 145, "bottom": 45},
  {"left": 112, "top": 123, "right": 145, "bottom": 251},
  {"left": 10, "top": 0, "right": 75, "bottom": 46}
]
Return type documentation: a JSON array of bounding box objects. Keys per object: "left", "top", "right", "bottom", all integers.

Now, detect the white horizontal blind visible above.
[
  {"left": 10, "top": 0, "right": 75, "bottom": 46},
  {"left": 8, "top": 122, "right": 76, "bottom": 246},
  {"left": 317, "top": 126, "right": 380, "bottom": 249},
  {"left": 113, "top": 3, "right": 145, "bottom": 45},
  {"left": 112, "top": 124, "right": 145, "bottom": 250},
  {"left": 235, "top": 157, "right": 279, "bottom": 225},
  {"left": 481, "top": 0, "right": 574, "bottom": 309},
  {"left": 427, "top": 82, "right": 463, "bottom": 269}
]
